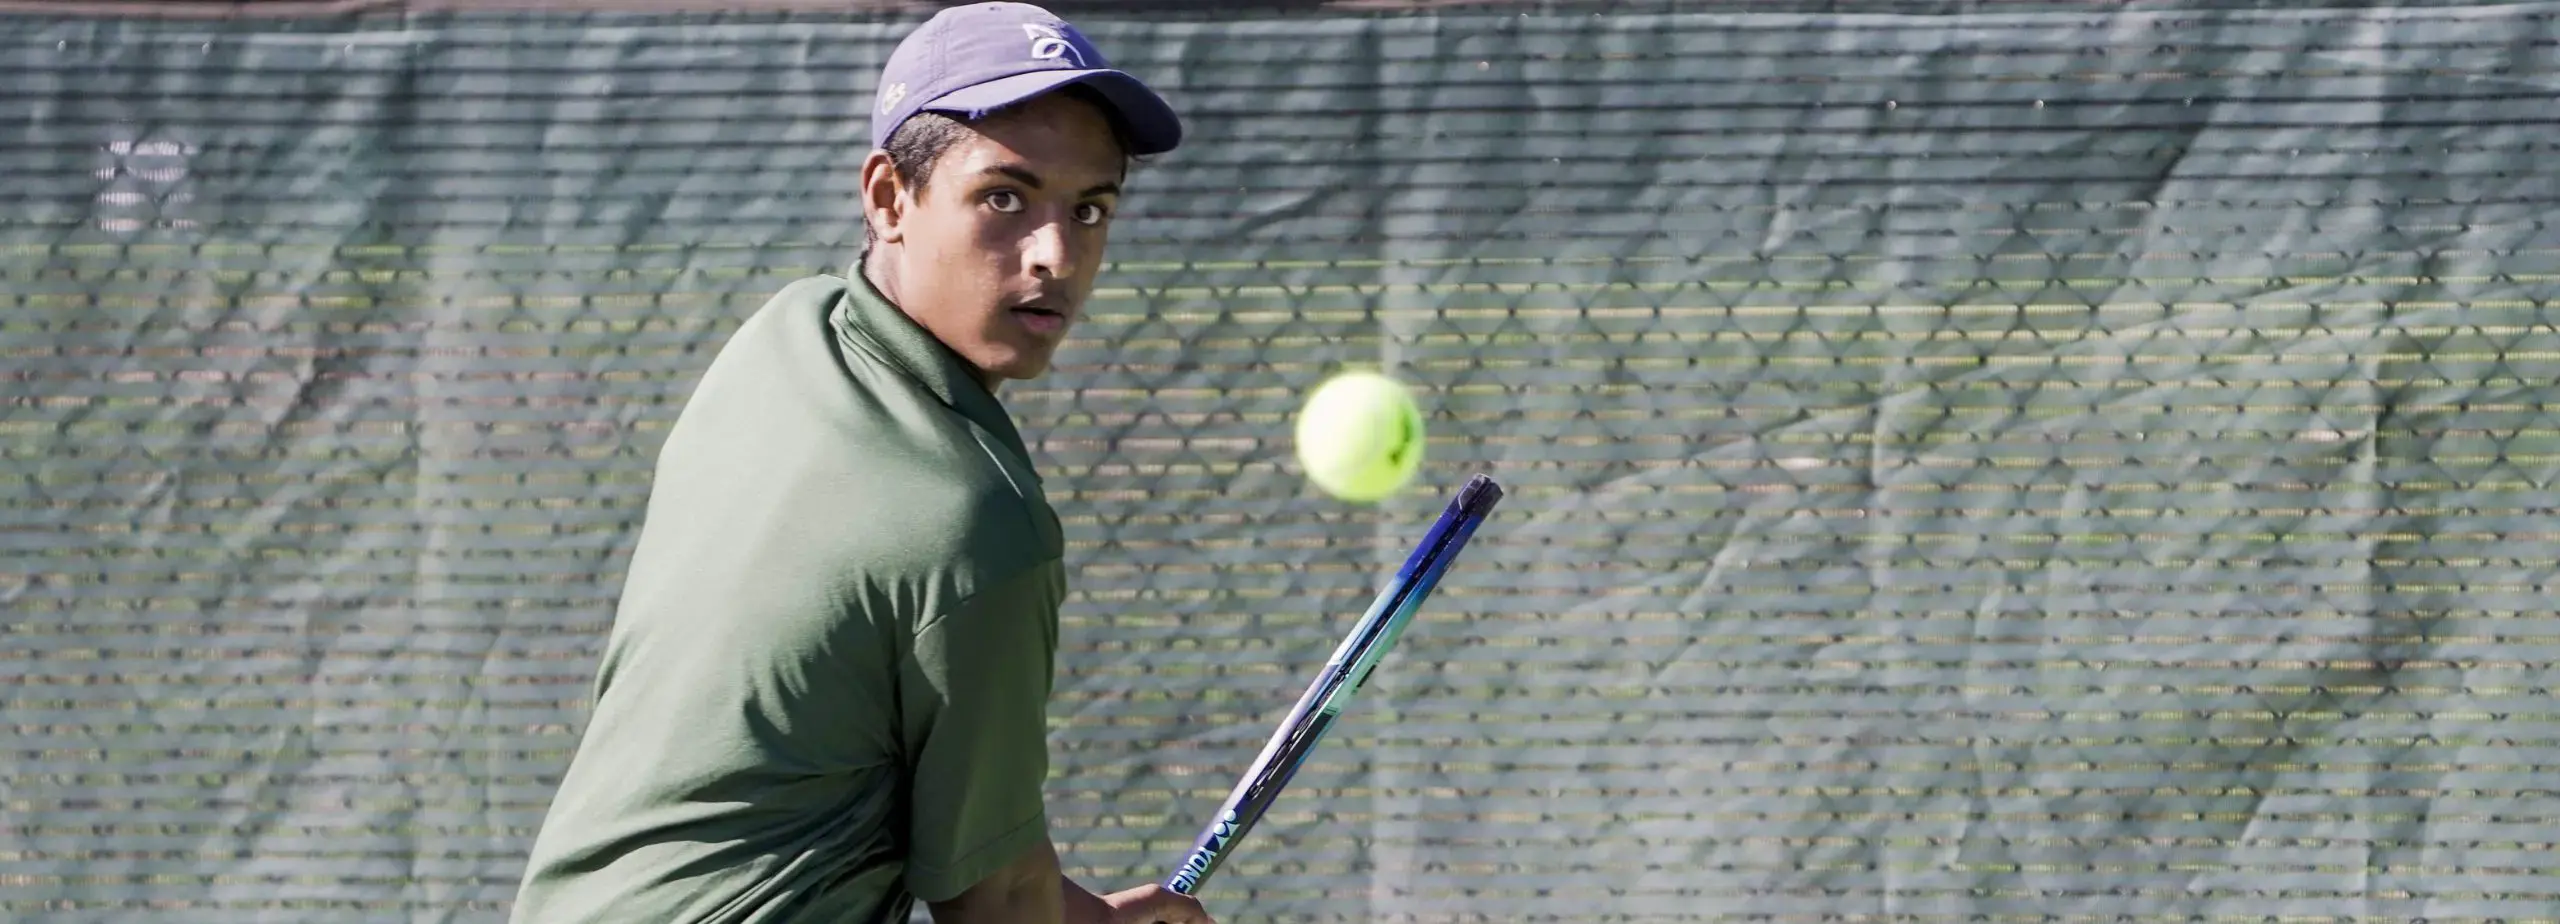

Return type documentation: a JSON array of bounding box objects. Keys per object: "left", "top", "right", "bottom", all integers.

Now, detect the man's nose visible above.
[{"left": 1025, "top": 218, "right": 1075, "bottom": 280}]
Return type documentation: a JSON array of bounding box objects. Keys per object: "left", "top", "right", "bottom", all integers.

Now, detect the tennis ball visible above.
[{"left": 1293, "top": 370, "right": 1425, "bottom": 503}]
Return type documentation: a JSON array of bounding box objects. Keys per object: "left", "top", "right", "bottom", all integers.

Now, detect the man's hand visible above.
[{"left": 1098, "top": 883, "right": 1214, "bottom": 924}]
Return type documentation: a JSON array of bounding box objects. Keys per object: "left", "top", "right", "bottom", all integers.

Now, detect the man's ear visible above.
[{"left": 859, "top": 150, "right": 907, "bottom": 245}]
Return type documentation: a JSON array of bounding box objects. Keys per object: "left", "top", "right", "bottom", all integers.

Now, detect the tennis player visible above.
[{"left": 508, "top": 4, "right": 1213, "bottom": 923}]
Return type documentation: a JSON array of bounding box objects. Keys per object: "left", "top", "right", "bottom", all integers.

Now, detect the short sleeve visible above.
[{"left": 898, "top": 560, "right": 1066, "bottom": 902}]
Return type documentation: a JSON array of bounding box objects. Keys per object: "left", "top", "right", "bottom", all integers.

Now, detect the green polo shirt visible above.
[{"left": 509, "top": 268, "right": 1067, "bottom": 924}]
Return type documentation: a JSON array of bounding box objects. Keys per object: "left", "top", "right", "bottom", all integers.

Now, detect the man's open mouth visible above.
[{"left": 1012, "top": 304, "right": 1069, "bottom": 333}]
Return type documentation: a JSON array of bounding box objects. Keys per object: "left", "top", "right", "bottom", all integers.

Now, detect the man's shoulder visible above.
[
  {"left": 670, "top": 272, "right": 940, "bottom": 461},
  {"left": 831, "top": 459, "right": 1059, "bottom": 584},
  {"left": 705, "top": 273, "right": 859, "bottom": 379},
  {"left": 664, "top": 276, "right": 1059, "bottom": 585}
]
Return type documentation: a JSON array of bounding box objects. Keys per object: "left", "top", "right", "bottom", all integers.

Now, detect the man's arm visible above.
[
  {"left": 898, "top": 565, "right": 1214, "bottom": 924},
  {"left": 926, "top": 837, "right": 1069, "bottom": 924},
  {"left": 1059, "top": 871, "right": 1115, "bottom": 924},
  {"left": 927, "top": 837, "right": 1213, "bottom": 924}
]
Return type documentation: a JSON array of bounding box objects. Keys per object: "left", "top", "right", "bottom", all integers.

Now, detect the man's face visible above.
[{"left": 874, "top": 92, "right": 1125, "bottom": 386}]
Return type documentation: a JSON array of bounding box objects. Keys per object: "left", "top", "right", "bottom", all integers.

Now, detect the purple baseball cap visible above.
[{"left": 869, "top": 2, "right": 1183, "bottom": 156}]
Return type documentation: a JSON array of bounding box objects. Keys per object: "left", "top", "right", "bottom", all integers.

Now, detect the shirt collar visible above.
[{"left": 829, "top": 262, "right": 1037, "bottom": 471}]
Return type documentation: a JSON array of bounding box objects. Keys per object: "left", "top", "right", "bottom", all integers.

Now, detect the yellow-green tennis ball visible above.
[{"left": 1293, "top": 371, "right": 1425, "bottom": 503}]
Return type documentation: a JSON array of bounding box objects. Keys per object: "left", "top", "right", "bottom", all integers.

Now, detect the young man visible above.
[{"left": 508, "top": 5, "right": 1215, "bottom": 923}]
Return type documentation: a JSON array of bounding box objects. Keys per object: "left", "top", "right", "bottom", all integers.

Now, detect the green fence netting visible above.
[{"left": 8, "top": 2, "right": 2560, "bottom": 921}]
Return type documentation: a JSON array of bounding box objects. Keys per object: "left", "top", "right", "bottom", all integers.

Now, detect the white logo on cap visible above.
[
  {"left": 1022, "top": 23, "right": 1084, "bottom": 66},
  {"left": 877, "top": 81, "right": 907, "bottom": 115}
]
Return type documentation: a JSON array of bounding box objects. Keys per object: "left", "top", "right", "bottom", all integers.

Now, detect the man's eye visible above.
[
  {"left": 986, "top": 190, "right": 1024, "bottom": 213},
  {"left": 1073, "top": 203, "right": 1110, "bottom": 226}
]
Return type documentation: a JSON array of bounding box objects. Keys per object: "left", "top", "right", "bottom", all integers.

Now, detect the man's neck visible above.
[
  {"left": 860, "top": 249, "right": 1002, "bottom": 394},
  {"left": 858, "top": 248, "right": 902, "bottom": 309}
]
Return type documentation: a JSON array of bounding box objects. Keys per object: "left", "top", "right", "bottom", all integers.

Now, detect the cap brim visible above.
[{"left": 921, "top": 68, "right": 1183, "bottom": 156}]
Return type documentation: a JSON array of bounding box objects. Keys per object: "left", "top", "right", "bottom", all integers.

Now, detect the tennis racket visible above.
[{"left": 1164, "top": 473, "right": 1506, "bottom": 895}]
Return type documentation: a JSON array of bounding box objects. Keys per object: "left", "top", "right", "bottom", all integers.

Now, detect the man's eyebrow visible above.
[
  {"left": 978, "top": 164, "right": 1119, "bottom": 199},
  {"left": 980, "top": 164, "right": 1044, "bottom": 189}
]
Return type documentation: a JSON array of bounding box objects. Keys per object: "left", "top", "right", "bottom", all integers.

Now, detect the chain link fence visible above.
[{"left": 8, "top": 2, "right": 2560, "bottom": 921}]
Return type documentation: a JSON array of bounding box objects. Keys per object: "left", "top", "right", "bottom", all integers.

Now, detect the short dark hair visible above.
[{"left": 862, "top": 83, "right": 1139, "bottom": 249}]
